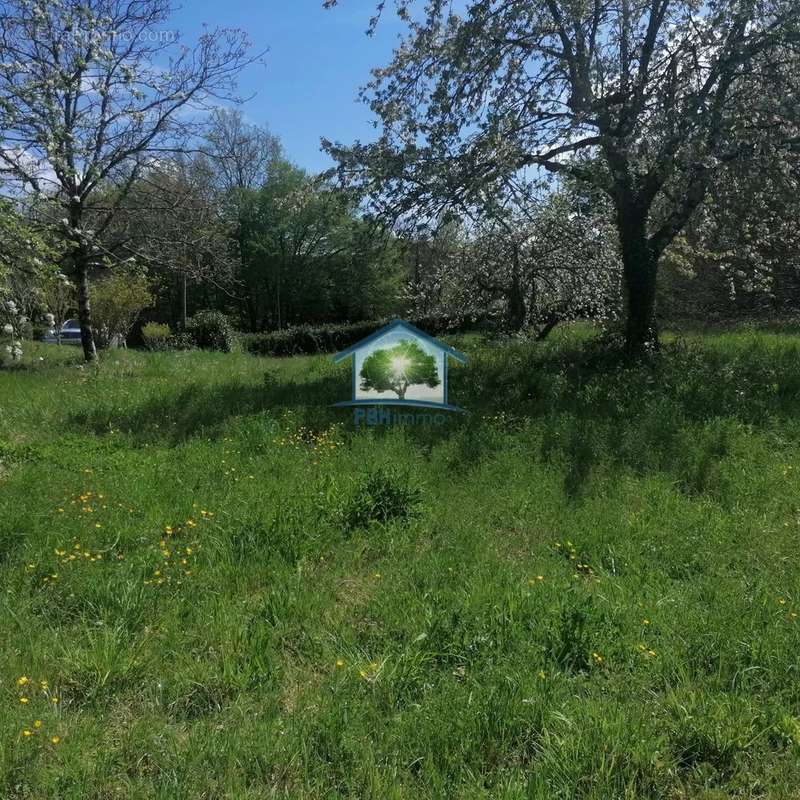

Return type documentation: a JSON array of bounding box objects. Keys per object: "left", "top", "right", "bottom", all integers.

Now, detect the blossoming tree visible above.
[
  {"left": 0, "top": 0, "right": 262, "bottom": 361},
  {"left": 324, "top": 0, "right": 800, "bottom": 352}
]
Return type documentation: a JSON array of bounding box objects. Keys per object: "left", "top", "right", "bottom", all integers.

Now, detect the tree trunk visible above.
[
  {"left": 506, "top": 242, "right": 526, "bottom": 331},
  {"left": 181, "top": 272, "right": 188, "bottom": 330},
  {"left": 535, "top": 312, "right": 560, "bottom": 341},
  {"left": 618, "top": 209, "right": 659, "bottom": 354},
  {"left": 76, "top": 259, "right": 97, "bottom": 362}
]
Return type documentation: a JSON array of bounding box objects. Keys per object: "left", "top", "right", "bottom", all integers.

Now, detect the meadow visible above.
[{"left": 1, "top": 326, "right": 800, "bottom": 799}]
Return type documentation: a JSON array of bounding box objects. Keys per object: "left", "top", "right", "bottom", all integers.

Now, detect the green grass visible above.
[{"left": 2, "top": 327, "right": 800, "bottom": 798}]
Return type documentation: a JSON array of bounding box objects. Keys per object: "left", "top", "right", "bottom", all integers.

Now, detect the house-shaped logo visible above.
[{"left": 332, "top": 320, "right": 468, "bottom": 413}]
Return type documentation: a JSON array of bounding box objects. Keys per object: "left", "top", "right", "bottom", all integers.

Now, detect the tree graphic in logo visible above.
[{"left": 359, "top": 340, "right": 440, "bottom": 400}]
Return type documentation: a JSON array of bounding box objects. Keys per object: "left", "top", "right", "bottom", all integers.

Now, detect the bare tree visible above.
[
  {"left": 0, "top": 0, "right": 263, "bottom": 360},
  {"left": 205, "top": 107, "right": 282, "bottom": 194}
]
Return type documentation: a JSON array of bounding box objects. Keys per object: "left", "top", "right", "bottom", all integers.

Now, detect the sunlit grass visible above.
[{"left": 1, "top": 327, "right": 800, "bottom": 798}]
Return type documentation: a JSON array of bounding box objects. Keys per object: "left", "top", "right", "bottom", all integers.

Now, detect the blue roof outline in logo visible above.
[{"left": 332, "top": 319, "right": 467, "bottom": 412}]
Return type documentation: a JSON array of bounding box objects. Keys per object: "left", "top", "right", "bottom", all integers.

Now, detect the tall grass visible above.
[{"left": 1, "top": 329, "right": 800, "bottom": 798}]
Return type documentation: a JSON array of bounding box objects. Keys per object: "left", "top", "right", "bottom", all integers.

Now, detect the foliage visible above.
[
  {"left": 407, "top": 188, "right": 623, "bottom": 335},
  {"left": 91, "top": 273, "right": 153, "bottom": 349},
  {"left": 0, "top": 0, "right": 259, "bottom": 360},
  {"left": 0, "top": 298, "right": 24, "bottom": 364},
  {"left": 324, "top": 0, "right": 800, "bottom": 351},
  {"left": 3, "top": 328, "right": 800, "bottom": 795},
  {"left": 141, "top": 323, "right": 173, "bottom": 351},
  {"left": 241, "top": 319, "right": 383, "bottom": 357},
  {"left": 234, "top": 159, "right": 405, "bottom": 332},
  {"left": 240, "top": 315, "right": 469, "bottom": 357},
  {"left": 0, "top": 198, "right": 59, "bottom": 326},
  {"left": 359, "top": 341, "right": 439, "bottom": 400},
  {"left": 142, "top": 323, "right": 195, "bottom": 353},
  {"left": 186, "top": 311, "right": 236, "bottom": 353}
]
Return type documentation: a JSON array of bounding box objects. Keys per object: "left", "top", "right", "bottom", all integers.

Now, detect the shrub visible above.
[
  {"left": 166, "top": 332, "right": 196, "bottom": 352},
  {"left": 186, "top": 311, "right": 235, "bottom": 353},
  {"left": 92, "top": 272, "right": 154, "bottom": 349},
  {"left": 241, "top": 315, "right": 470, "bottom": 358},
  {"left": 142, "top": 322, "right": 172, "bottom": 351}
]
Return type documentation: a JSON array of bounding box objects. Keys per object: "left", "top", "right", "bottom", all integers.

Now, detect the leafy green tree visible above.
[
  {"left": 239, "top": 159, "right": 403, "bottom": 331},
  {"left": 360, "top": 340, "right": 439, "bottom": 400}
]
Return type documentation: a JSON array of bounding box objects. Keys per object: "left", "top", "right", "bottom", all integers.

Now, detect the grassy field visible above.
[{"left": 2, "top": 327, "right": 800, "bottom": 799}]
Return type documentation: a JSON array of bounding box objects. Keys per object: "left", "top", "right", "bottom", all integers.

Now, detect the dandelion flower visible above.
[
  {"left": 19, "top": 697, "right": 29, "bottom": 704},
  {"left": 17, "top": 676, "right": 29, "bottom": 686},
  {"left": 22, "top": 730, "right": 33, "bottom": 738},
  {"left": 335, "top": 659, "right": 344, "bottom": 668},
  {"left": 50, "top": 736, "right": 61, "bottom": 745},
  {"left": 33, "top": 720, "right": 42, "bottom": 729}
]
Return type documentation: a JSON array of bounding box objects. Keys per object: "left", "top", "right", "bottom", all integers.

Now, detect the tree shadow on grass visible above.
[
  {"left": 68, "top": 334, "right": 800, "bottom": 503},
  {"left": 68, "top": 370, "right": 350, "bottom": 446},
  {"left": 447, "top": 333, "right": 800, "bottom": 499}
]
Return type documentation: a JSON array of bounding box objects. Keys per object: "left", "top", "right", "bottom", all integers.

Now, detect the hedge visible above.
[{"left": 240, "top": 316, "right": 472, "bottom": 357}]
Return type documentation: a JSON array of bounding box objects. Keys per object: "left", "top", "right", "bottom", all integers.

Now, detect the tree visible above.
[
  {"left": 406, "top": 187, "right": 622, "bottom": 336},
  {"left": 110, "top": 156, "right": 237, "bottom": 328},
  {"left": 659, "top": 47, "right": 800, "bottom": 320},
  {"left": 360, "top": 340, "right": 439, "bottom": 400},
  {"left": 206, "top": 108, "right": 282, "bottom": 196},
  {"left": 0, "top": 0, "right": 261, "bottom": 361},
  {"left": 239, "top": 159, "right": 402, "bottom": 331},
  {"left": 41, "top": 272, "right": 76, "bottom": 344},
  {"left": 0, "top": 196, "right": 57, "bottom": 306},
  {"left": 91, "top": 271, "right": 153, "bottom": 348},
  {"left": 324, "top": 0, "right": 800, "bottom": 352}
]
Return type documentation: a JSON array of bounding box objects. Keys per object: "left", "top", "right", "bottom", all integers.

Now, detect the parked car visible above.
[{"left": 44, "top": 319, "right": 82, "bottom": 345}]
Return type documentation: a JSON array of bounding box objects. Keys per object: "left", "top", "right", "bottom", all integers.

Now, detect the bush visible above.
[
  {"left": 142, "top": 322, "right": 172, "bottom": 351},
  {"left": 186, "top": 311, "right": 235, "bottom": 353},
  {"left": 338, "top": 466, "right": 422, "bottom": 532},
  {"left": 241, "top": 315, "right": 469, "bottom": 358},
  {"left": 166, "top": 332, "right": 196, "bottom": 352}
]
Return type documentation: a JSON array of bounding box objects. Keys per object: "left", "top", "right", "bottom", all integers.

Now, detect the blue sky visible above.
[{"left": 170, "top": 1, "right": 405, "bottom": 174}]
